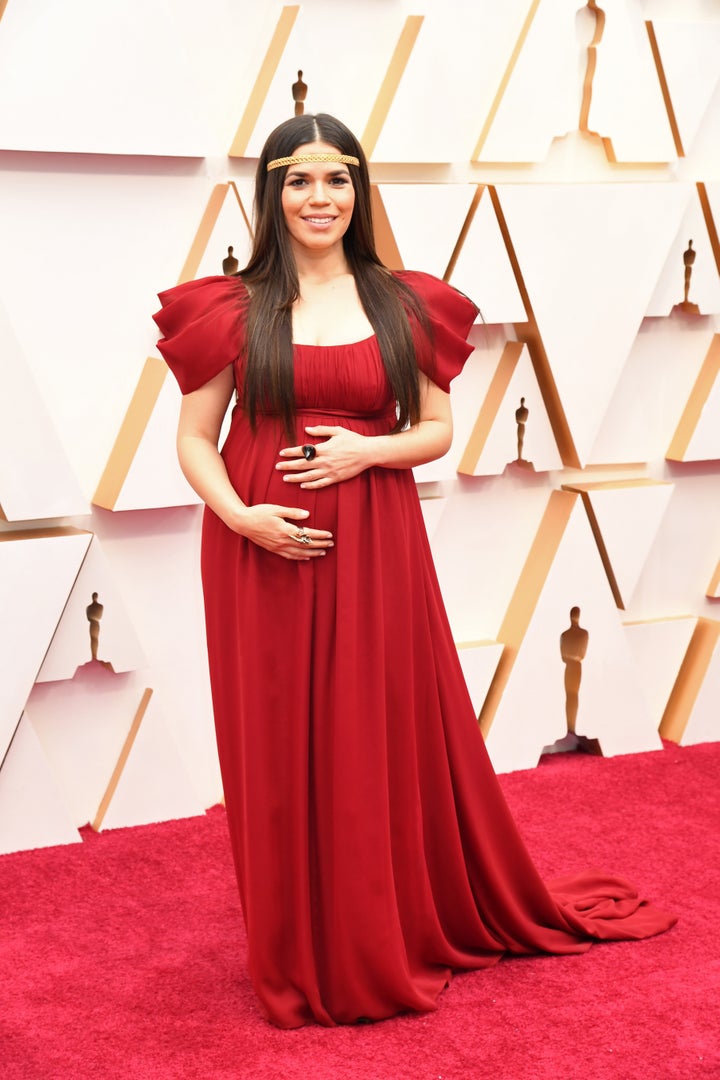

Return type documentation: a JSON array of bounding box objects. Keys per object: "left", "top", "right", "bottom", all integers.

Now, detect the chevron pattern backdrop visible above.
[{"left": 1, "top": 0, "right": 719, "bottom": 853}]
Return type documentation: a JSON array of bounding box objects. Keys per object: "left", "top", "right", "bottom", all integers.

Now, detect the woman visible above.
[{"left": 154, "top": 114, "right": 674, "bottom": 1029}]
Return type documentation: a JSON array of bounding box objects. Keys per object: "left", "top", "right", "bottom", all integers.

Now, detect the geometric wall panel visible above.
[
  {"left": 649, "top": 19, "right": 720, "bottom": 158},
  {"left": 36, "top": 536, "right": 146, "bottom": 682},
  {"left": 457, "top": 341, "right": 562, "bottom": 477},
  {"left": 180, "top": 182, "right": 253, "bottom": 284},
  {"left": 95, "top": 689, "right": 205, "bottom": 832},
  {"left": 646, "top": 187, "right": 720, "bottom": 316},
  {"left": 377, "top": 184, "right": 477, "bottom": 281},
  {"left": 0, "top": 0, "right": 271, "bottom": 156},
  {"left": 587, "top": 1, "right": 677, "bottom": 163},
  {"left": 474, "top": 0, "right": 579, "bottom": 163},
  {"left": 667, "top": 335, "right": 720, "bottom": 462},
  {"left": 413, "top": 326, "right": 505, "bottom": 484},
  {"left": 448, "top": 187, "right": 527, "bottom": 324},
  {"left": 563, "top": 480, "right": 674, "bottom": 610},
  {"left": 376, "top": 1, "right": 535, "bottom": 163},
  {"left": 428, "top": 482, "right": 556, "bottom": 648},
  {"left": 457, "top": 641, "right": 504, "bottom": 719},
  {"left": 418, "top": 493, "right": 446, "bottom": 543},
  {"left": 0, "top": 714, "right": 80, "bottom": 856},
  {"left": 92, "top": 359, "right": 201, "bottom": 512},
  {"left": 625, "top": 616, "right": 699, "bottom": 732},
  {"left": 677, "top": 622, "right": 720, "bottom": 746},
  {"left": 0, "top": 528, "right": 92, "bottom": 766},
  {"left": 476, "top": 0, "right": 676, "bottom": 164},
  {"left": 659, "top": 616, "right": 720, "bottom": 746},
  {"left": 496, "top": 182, "right": 691, "bottom": 466},
  {"left": 480, "top": 491, "right": 662, "bottom": 773},
  {"left": 25, "top": 667, "right": 148, "bottom": 828},
  {"left": 0, "top": 300, "right": 88, "bottom": 521},
  {"left": 237, "top": 5, "right": 410, "bottom": 159},
  {"left": 589, "top": 318, "right": 716, "bottom": 466},
  {"left": 707, "top": 561, "right": 720, "bottom": 600}
]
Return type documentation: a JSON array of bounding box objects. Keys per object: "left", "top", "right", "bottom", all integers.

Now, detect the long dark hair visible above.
[{"left": 239, "top": 113, "right": 430, "bottom": 436}]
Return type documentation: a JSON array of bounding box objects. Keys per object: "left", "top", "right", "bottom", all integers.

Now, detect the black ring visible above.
[{"left": 301, "top": 444, "right": 317, "bottom": 461}]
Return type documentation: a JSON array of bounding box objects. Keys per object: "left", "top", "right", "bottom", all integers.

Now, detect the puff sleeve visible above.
[
  {"left": 152, "top": 275, "right": 249, "bottom": 395},
  {"left": 395, "top": 270, "right": 478, "bottom": 393}
]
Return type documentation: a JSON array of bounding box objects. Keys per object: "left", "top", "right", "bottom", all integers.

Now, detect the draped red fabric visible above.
[{"left": 153, "top": 272, "right": 675, "bottom": 1028}]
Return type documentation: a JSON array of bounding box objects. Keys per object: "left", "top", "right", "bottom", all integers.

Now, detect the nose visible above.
[{"left": 309, "top": 181, "right": 331, "bottom": 204}]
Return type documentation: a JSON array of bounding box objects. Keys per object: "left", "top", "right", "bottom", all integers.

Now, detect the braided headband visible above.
[{"left": 266, "top": 153, "right": 360, "bottom": 172}]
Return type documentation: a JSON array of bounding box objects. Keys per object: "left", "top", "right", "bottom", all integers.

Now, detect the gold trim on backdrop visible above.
[
  {"left": 228, "top": 5, "right": 300, "bottom": 158},
  {"left": 489, "top": 186, "right": 580, "bottom": 468},
  {"left": 659, "top": 618, "right": 720, "bottom": 742},
  {"left": 444, "top": 185, "right": 484, "bottom": 282},
  {"left": 92, "top": 687, "right": 154, "bottom": 831},
  {"left": 457, "top": 340, "right": 523, "bottom": 475},
  {"left": 92, "top": 359, "right": 167, "bottom": 510},
  {"left": 472, "top": 0, "right": 542, "bottom": 161},
  {"left": 0, "top": 1, "right": 9, "bottom": 23},
  {"left": 579, "top": 1, "right": 606, "bottom": 135},
  {"left": 707, "top": 561, "right": 720, "bottom": 599},
  {"left": 479, "top": 489, "right": 576, "bottom": 736},
  {"left": 697, "top": 182, "right": 720, "bottom": 276},
  {"left": 645, "top": 20, "right": 684, "bottom": 158},
  {"left": 370, "top": 185, "right": 404, "bottom": 270},
  {"left": 361, "top": 15, "right": 424, "bottom": 159},
  {"left": 178, "top": 183, "right": 230, "bottom": 285},
  {"left": 666, "top": 334, "right": 720, "bottom": 461},
  {"left": 0, "top": 525, "right": 89, "bottom": 543}
]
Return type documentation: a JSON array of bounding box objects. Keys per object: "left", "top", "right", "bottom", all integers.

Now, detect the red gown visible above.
[{"left": 154, "top": 271, "right": 675, "bottom": 1028}]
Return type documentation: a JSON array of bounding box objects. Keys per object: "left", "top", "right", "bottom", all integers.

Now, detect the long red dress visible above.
[{"left": 154, "top": 271, "right": 675, "bottom": 1028}]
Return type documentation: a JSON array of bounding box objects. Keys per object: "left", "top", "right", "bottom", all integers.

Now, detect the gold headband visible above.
[{"left": 266, "top": 153, "right": 360, "bottom": 172}]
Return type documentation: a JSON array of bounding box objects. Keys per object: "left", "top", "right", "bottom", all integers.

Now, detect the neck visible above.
[{"left": 292, "top": 244, "right": 351, "bottom": 284}]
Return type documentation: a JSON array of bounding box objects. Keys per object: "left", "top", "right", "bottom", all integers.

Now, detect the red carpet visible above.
[{"left": 1, "top": 742, "right": 717, "bottom": 1079}]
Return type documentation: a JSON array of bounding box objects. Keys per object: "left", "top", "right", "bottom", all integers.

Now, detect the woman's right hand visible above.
[{"left": 234, "top": 504, "right": 334, "bottom": 560}]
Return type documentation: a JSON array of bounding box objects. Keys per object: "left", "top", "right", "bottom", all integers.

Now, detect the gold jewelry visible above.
[
  {"left": 293, "top": 530, "right": 313, "bottom": 546},
  {"left": 267, "top": 153, "right": 360, "bottom": 172}
]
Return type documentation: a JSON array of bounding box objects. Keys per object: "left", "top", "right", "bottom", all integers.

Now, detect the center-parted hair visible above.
[{"left": 239, "top": 113, "right": 431, "bottom": 437}]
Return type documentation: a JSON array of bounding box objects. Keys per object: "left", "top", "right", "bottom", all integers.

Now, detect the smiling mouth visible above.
[{"left": 303, "top": 216, "right": 336, "bottom": 224}]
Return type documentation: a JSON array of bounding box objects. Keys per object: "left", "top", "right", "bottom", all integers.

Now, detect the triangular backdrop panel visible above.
[
  {"left": 0, "top": 529, "right": 92, "bottom": 762},
  {"left": 589, "top": 318, "right": 716, "bottom": 466},
  {"left": 190, "top": 182, "right": 253, "bottom": 281},
  {"left": 457, "top": 642, "right": 504, "bottom": 718},
  {"left": 98, "top": 690, "right": 205, "bottom": 831},
  {"left": 564, "top": 480, "right": 674, "bottom": 610},
  {"left": 374, "top": 1, "right": 534, "bottom": 162},
  {"left": 483, "top": 492, "right": 661, "bottom": 773},
  {"left": 448, "top": 187, "right": 527, "bottom": 323},
  {"left": 646, "top": 188, "right": 720, "bottom": 316},
  {"left": 683, "top": 629, "right": 720, "bottom": 746},
  {"left": 625, "top": 617, "right": 699, "bottom": 730},
  {"left": 476, "top": 0, "right": 579, "bottom": 162},
  {"left": 37, "top": 536, "right": 146, "bottom": 682},
  {"left": 238, "top": 5, "right": 405, "bottom": 158},
  {"left": 496, "top": 182, "right": 691, "bottom": 465},
  {"left": 27, "top": 669, "right": 159, "bottom": 829},
  {"left": 429, "top": 483, "right": 557, "bottom": 647},
  {"left": 651, "top": 19, "right": 720, "bottom": 156},
  {"left": 457, "top": 341, "right": 562, "bottom": 477},
  {"left": 667, "top": 335, "right": 720, "bottom": 462},
  {"left": 587, "top": 0, "right": 676, "bottom": 162},
  {"left": 478, "top": 0, "right": 675, "bottom": 163},
  {"left": 0, "top": 300, "right": 88, "bottom": 520},
  {"left": 377, "top": 184, "right": 476, "bottom": 280},
  {"left": 0, "top": 714, "right": 80, "bottom": 855}
]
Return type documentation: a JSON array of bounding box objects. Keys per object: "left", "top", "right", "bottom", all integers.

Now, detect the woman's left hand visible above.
[{"left": 276, "top": 425, "right": 374, "bottom": 489}]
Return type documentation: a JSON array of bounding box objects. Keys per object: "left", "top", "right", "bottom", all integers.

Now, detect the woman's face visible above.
[{"left": 280, "top": 141, "right": 356, "bottom": 258}]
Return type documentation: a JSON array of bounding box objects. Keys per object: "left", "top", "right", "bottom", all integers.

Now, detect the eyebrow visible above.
[{"left": 285, "top": 168, "right": 350, "bottom": 178}]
